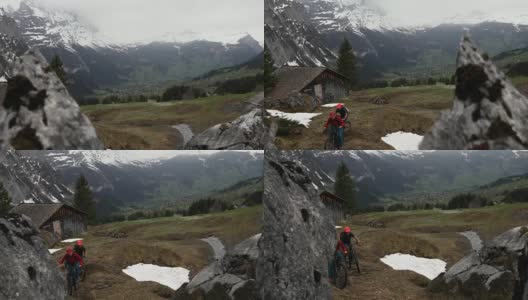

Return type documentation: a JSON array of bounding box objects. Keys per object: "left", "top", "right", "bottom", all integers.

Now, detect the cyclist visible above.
[
  {"left": 335, "top": 103, "right": 349, "bottom": 122},
  {"left": 328, "top": 240, "right": 348, "bottom": 284},
  {"left": 74, "top": 240, "right": 86, "bottom": 258},
  {"left": 340, "top": 226, "right": 361, "bottom": 271},
  {"left": 59, "top": 246, "right": 84, "bottom": 286},
  {"left": 324, "top": 112, "right": 345, "bottom": 149}
]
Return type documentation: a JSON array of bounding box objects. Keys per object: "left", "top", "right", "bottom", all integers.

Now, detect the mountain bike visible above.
[
  {"left": 344, "top": 245, "right": 361, "bottom": 274},
  {"left": 324, "top": 126, "right": 340, "bottom": 150},
  {"left": 65, "top": 265, "right": 78, "bottom": 296},
  {"left": 333, "top": 252, "right": 348, "bottom": 289}
]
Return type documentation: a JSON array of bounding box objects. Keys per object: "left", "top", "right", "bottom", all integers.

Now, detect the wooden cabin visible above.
[
  {"left": 10, "top": 203, "right": 87, "bottom": 242},
  {"left": 320, "top": 191, "right": 345, "bottom": 224},
  {"left": 267, "top": 66, "right": 349, "bottom": 103}
]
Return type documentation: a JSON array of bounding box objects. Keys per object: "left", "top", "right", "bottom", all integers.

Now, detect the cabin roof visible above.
[
  {"left": 319, "top": 190, "right": 346, "bottom": 204},
  {"left": 267, "top": 66, "right": 347, "bottom": 100},
  {"left": 10, "top": 203, "right": 86, "bottom": 228}
]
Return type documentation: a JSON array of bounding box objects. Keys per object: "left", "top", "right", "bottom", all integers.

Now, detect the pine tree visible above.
[
  {"left": 46, "top": 55, "right": 68, "bottom": 85},
  {"left": 0, "top": 182, "right": 12, "bottom": 216},
  {"left": 334, "top": 162, "right": 357, "bottom": 213},
  {"left": 336, "top": 38, "right": 358, "bottom": 89},
  {"left": 264, "top": 45, "right": 277, "bottom": 90},
  {"left": 73, "top": 175, "right": 96, "bottom": 223}
]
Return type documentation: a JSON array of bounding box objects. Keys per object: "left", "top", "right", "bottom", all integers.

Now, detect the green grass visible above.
[
  {"left": 93, "top": 205, "right": 262, "bottom": 247},
  {"left": 350, "top": 203, "right": 528, "bottom": 240},
  {"left": 81, "top": 93, "right": 256, "bottom": 149}
]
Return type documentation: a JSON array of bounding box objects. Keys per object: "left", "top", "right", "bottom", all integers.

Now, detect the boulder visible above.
[
  {"left": 0, "top": 50, "right": 103, "bottom": 150},
  {"left": 257, "top": 150, "right": 335, "bottom": 300},
  {"left": 263, "top": 92, "right": 317, "bottom": 111},
  {"left": 186, "top": 109, "right": 277, "bottom": 150},
  {"left": 429, "top": 226, "right": 528, "bottom": 299},
  {"left": 420, "top": 34, "right": 528, "bottom": 150},
  {"left": 175, "top": 234, "right": 261, "bottom": 299},
  {"left": 0, "top": 214, "right": 65, "bottom": 299},
  {"left": 370, "top": 96, "right": 389, "bottom": 105}
]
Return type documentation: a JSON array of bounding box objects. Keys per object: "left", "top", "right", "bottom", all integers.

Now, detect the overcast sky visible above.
[
  {"left": 367, "top": 0, "right": 528, "bottom": 26},
  {"left": 37, "top": 0, "right": 263, "bottom": 44}
]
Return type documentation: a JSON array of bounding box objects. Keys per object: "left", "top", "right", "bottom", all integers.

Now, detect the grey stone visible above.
[
  {"left": 0, "top": 50, "right": 103, "bottom": 150},
  {"left": 257, "top": 150, "right": 335, "bottom": 300},
  {"left": 175, "top": 234, "right": 262, "bottom": 299},
  {"left": 0, "top": 214, "right": 65, "bottom": 299},
  {"left": 429, "top": 225, "right": 528, "bottom": 299},
  {"left": 420, "top": 34, "right": 528, "bottom": 150},
  {"left": 186, "top": 109, "right": 277, "bottom": 150}
]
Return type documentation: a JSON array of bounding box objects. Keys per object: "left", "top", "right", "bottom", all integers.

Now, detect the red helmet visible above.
[
  {"left": 77, "top": 240, "right": 83, "bottom": 246},
  {"left": 66, "top": 247, "right": 73, "bottom": 254},
  {"left": 337, "top": 103, "right": 343, "bottom": 109},
  {"left": 329, "top": 112, "right": 336, "bottom": 117},
  {"left": 344, "top": 226, "right": 351, "bottom": 233}
]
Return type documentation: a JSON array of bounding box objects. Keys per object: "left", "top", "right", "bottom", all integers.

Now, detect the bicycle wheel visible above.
[
  {"left": 324, "top": 136, "right": 336, "bottom": 150},
  {"left": 335, "top": 262, "right": 348, "bottom": 289},
  {"left": 81, "top": 265, "right": 86, "bottom": 281},
  {"left": 67, "top": 271, "right": 73, "bottom": 296},
  {"left": 350, "top": 247, "right": 361, "bottom": 274}
]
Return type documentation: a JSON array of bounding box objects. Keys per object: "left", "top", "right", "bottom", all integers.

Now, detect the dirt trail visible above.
[{"left": 333, "top": 231, "right": 430, "bottom": 299}]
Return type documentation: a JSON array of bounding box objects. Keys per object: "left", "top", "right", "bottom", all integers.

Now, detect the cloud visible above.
[
  {"left": 37, "top": 0, "right": 263, "bottom": 44},
  {"left": 367, "top": 0, "right": 528, "bottom": 26}
]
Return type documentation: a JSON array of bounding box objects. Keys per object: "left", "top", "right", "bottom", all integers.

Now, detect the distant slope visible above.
[{"left": 493, "top": 47, "right": 528, "bottom": 76}]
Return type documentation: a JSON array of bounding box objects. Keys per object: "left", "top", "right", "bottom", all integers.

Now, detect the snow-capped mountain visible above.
[
  {"left": 0, "top": 0, "right": 108, "bottom": 50},
  {"left": 274, "top": 150, "right": 528, "bottom": 207},
  {"left": 266, "top": 0, "right": 528, "bottom": 78},
  {"left": 3, "top": 151, "right": 264, "bottom": 216},
  {"left": 0, "top": 0, "right": 263, "bottom": 97},
  {"left": 0, "top": 151, "right": 73, "bottom": 205}
]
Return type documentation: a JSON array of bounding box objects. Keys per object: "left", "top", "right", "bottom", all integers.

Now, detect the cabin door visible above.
[
  {"left": 53, "top": 220, "right": 62, "bottom": 238},
  {"left": 314, "top": 84, "right": 323, "bottom": 100}
]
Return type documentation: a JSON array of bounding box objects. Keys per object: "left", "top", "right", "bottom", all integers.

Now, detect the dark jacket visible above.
[
  {"left": 340, "top": 231, "right": 355, "bottom": 245},
  {"left": 74, "top": 245, "right": 86, "bottom": 257}
]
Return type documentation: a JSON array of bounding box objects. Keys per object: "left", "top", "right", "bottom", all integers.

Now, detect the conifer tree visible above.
[
  {"left": 336, "top": 38, "right": 358, "bottom": 89},
  {"left": 334, "top": 162, "right": 357, "bottom": 212},
  {"left": 73, "top": 175, "right": 96, "bottom": 223}
]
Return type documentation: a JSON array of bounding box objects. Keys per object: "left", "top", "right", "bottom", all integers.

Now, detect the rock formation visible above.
[
  {"left": 0, "top": 214, "right": 65, "bottom": 299},
  {"left": 257, "top": 150, "right": 335, "bottom": 299},
  {"left": 174, "top": 234, "right": 261, "bottom": 299},
  {"left": 186, "top": 109, "right": 277, "bottom": 150},
  {"left": 420, "top": 34, "right": 528, "bottom": 150},
  {"left": 429, "top": 226, "right": 528, "bottom": 299},
  {"left": 0, "top": 50, "right": 103, "bottom": 150}
]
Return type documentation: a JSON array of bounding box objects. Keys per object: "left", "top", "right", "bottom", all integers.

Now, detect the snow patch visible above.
[
  {"left": 0, "top": 76, "right": 7, "bottom": 83},
  {"left": 122, "top": 263, "right": 190, "bottom": 290},
  {"left": 380, "top": 253, "right": 446, "bottom": 280},
  {"left": 267, "top": 110, "right": 321, "bottom": 127},
  {"left": 321, "top": 103, "right": 343, "bottom": 108},
  {"left": 48, "top": 248, "right": 62, "bottom": 254},
  {"left": 381, "top": 132, "right": 424, "bottom": 150},
  {"left": 61, "top": 238, "right": 82, "bottom": 243}
]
